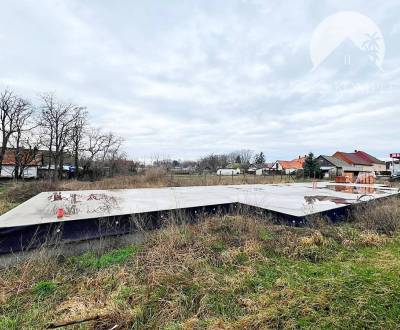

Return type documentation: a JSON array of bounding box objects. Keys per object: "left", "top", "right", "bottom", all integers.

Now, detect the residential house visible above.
[
  {"left": 246, "top": 165, "right": 257, "bottom": 175},
  {"left": 255, "top": 163, "right": 275, "bottom": 176},
  {"left": 273, "top": 156, "right": 306, "bottom": 175},
  {"left": 0, "top": 149, "right": 43, "bottom": 178},
  {"left": 316, "top": 155, "right": 369, "bottom": 179},
  {"left": 353, "top": 150, "right": 386, "bottom": 173},
  {"left": 333, "top": 151, "right": 378, "bottom": 173}
]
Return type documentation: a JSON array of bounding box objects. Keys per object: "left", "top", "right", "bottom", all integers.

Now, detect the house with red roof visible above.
[
  {"left": 353, "top": 150, "right": 386, "bottom": 173},
  {"left": 333, "top": 150, "right": 384, "bottom": 173},
  {"left": 0, "top": 149, "right": 43, "bottom": 178},
  {"left": 272, "top": 156, "right": 306, "bottom": 175}
]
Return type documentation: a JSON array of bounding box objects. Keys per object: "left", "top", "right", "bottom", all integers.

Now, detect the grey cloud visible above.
[{"left": 0, "top": 0, "right": 398, "bottom": 161}]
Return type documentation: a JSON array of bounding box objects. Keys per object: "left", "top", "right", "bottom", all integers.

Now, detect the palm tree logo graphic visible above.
[
  {"left": 310, "top": 11, "right": 385, "bottom": 71},
  {"left": 361, "top": 32, "right": 381, "bottom": 65}
]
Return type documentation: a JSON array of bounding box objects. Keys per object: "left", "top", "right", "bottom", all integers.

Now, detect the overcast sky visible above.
[{"left": 0, "top": 0, "right": 398, "bottom": 161}]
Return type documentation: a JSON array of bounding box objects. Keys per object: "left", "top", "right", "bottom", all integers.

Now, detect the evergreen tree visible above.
[
  {"left": 303, "top": 152, "right": 321, "bottom": 178},
  {"left": 254, "top": 152, "right": 265, "bottom": 164}
]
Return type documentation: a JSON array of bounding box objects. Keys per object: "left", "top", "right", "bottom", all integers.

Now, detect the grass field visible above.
[{"left": 1, "top": 195, "right": 400, "bottom": 329}]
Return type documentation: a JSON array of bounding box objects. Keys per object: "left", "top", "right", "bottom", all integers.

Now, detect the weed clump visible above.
[{"left": 351, "top": 197, "right": 400, "bottom": 235}]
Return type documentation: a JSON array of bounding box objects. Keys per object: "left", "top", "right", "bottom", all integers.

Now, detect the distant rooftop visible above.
[{"left": 333, "top": 151, "right": 372, "bottom": 166}]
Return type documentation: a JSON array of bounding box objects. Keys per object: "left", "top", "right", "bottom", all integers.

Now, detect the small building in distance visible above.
[
  {"left": 0, "top": 149, "right": 43, "bottom": 178},
  {"left": 316, "top": 155, "right": 347, "bottom": 178},
  {"left": 272, "top": 156, "right": 306, "bottom": 175},
  {"left": 247, "top": 166, "right": 257, "bottom": 175},
  {"left": 255, "top": 163, "right": 275, "bottom": 176},
  {"left": 316, "top": 155, "right": 369, "bottom": 179},
  {"left": 216, "top": 168, "right": 240, "bottom": 176},
  {"left": 352, "top": 150, "right": 386, "bottom": 173},
  {"left": 333, "top": 150, "right": 384, "bottom": 174}
]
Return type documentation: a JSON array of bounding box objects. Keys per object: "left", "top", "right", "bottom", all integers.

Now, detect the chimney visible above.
[{"left": 354, "top": 150, "right": 358, "bottom": 153}]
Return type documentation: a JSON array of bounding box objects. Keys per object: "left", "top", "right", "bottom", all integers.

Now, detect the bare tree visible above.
[
  {"left": 8, "top": 98, "right": 41, "bottom": 179},
  {"left": 80, "top": 127, "right": 107, "bottom": 179},
  {"left": 0, "top": 89, "right": 19, "bottom": 173},
  {"left": 40, "top": 93, "right": 83, "bottom": 180},
  {"left": 84, "top": 128, "right": 108, "bottom": 164},
  {"left": 227, "top": 149, "right": 254, "bottom": 165},
  {"left": 227, "top": 151, "right": 239, "bottom": 164},
  {"left": 100, "top": 132, "right": 123, "bottom": 162},
  {"left": 198, "top": 153, "right": 228, "bottom": 171},
  {"left": 237, "top": 149, "right": 254, "bottom": 166},
  {"left": 109, "top": 142, "right": 124, "bottom": 176},
  {"left": 70, "top": 108, "right": 88, "bottom": 176},
  {"left": 81, "top": 128, "right": 124, "bottom": 178},
  {"left": 107, "top": 149, "right": 126, "bottom": 176}
]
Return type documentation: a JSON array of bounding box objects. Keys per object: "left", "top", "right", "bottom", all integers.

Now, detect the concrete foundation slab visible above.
[
  {"left": 0, "top": 182, "right": 398, "bottom": 228},
  {"left": 0, "top": 182, "right": 398, "bottom": 254}
]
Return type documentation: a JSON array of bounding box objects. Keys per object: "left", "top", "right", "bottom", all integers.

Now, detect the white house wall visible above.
[
  {"left": 0, "top": 166, "right": 38, "bottom": 178},
  {"left": 217, "top": 169, "right": 240, "bottom": 176},
  {"left": 371, "top": 164, "right": 386, "bottom": 173}
]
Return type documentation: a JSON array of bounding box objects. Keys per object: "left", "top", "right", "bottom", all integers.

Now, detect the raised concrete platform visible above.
[
  {"left": 0, "top": 182, "right": 398, "bottom": 228},
  {"left": 0, "top": 182, "right": 398, "bottom": 254}
]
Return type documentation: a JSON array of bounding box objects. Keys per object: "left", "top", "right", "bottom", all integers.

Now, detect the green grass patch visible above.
[
  {"left": 97, "top": 246, "right": 138, "bottom": 268},
  {"left": 210, "top": 240, "right": 225, "bottom": 252},
  {"left": 244, "top": 262, "right": 282, "bottom": 292},
  {"left": 70, "top": 245, "right": 139, "bottom": 269},
  {"left": 258, "top": 228, "right": 274, "bottom": 241},
  {"left": 207, "top": 290, "right": 244, "bottom": 318},
  {"left": 33, "top": 280, "right": 57, "bottom": 298},
  {"left": 0, "top": 316, "right": 18, "bottom": 330}
]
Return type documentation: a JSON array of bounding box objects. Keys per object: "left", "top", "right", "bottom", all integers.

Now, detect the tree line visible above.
[
  {"left": 197, "top": 150, "right": 266, "bottom": 172},
  {"left": 0, "top": 89, "right": 124, "bottom": 180},
  {"left": 0, "top": 87, "right": 319, "bottom": 181}
]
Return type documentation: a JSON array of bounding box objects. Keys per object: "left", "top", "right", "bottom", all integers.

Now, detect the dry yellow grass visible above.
[
  {"left": 2, "top": 208, "right": 400, "bottom": 329},
  {"left": 59, "top": 172, "right": 293, "bottom": 190}
]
